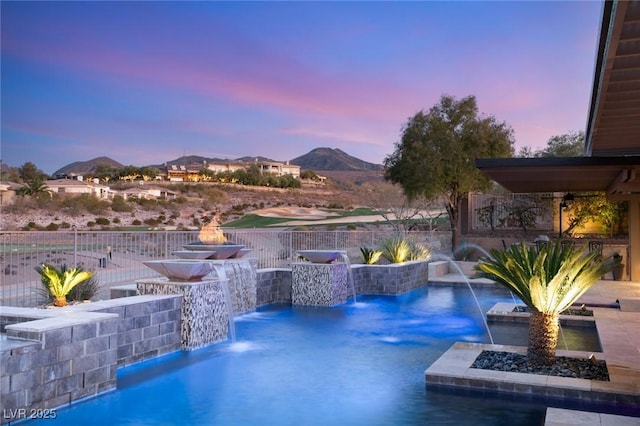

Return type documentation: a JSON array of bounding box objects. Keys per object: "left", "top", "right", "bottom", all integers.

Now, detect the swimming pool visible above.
[{"left": 29, "top": 286, "right": 603, "bottom": 425}]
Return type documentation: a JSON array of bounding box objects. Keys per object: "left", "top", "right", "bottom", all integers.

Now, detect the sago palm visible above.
[
  {"left": 37, "top": 264, "right": 93, "bottom": 307},
  {"left": 476, "top": 240, "right": 614, "bottom": 366}
]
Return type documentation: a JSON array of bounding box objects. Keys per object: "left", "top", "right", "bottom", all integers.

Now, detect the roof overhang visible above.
[
  {"left": 477, "top": 1, "right": 640, "bottom": 198},
  {"left": 585, "top": 1, "right": 640, "bottom": 156},
  {"left": 475, "top": 156, "right": 640, "bottom": 195}
]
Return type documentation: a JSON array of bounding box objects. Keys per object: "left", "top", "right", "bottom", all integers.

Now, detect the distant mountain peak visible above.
[
  {"left": 49, "top": 148, "right": 382, "bottom": 176},
  {"left": 290, "top": 147, "right": 383, "bottom": 171},
  {"left": 52, "top": 157, "right": 124, "bottom": 177}
]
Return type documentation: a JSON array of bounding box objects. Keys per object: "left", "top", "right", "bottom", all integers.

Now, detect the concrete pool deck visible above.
[{"left": 426, "top": 274, "right": 640, "bottom": 424}]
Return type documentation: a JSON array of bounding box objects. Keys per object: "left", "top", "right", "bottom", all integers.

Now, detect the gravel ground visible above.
[
  {"left": 513, "top": 305, "right": 594, "bottom": 317},
  {"left": 471, "top": 350, "right": 610, "bottom": 381}
]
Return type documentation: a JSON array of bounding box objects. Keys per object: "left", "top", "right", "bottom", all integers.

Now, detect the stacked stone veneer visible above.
[
  {"left": 0, "top": 295, "right": 181, "bottom": 424},
  {"left": 137, "top": 278, "right": 229, "bottom": 350},
  {"left": 291, "top": 262, "right": 348, "bottom": 306}
]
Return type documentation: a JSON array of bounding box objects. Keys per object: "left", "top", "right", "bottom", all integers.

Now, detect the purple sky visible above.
[{"left": 1, "top": 1, "right": 602, "bottom": 175}]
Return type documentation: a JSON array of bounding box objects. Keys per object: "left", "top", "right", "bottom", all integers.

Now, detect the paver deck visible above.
[{"left": 426, "top": 274, "right": 640, "bottom": 423}]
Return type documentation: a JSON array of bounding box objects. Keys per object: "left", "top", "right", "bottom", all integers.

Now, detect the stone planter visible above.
[
  {"left": 291, "top": 262, "right": 348, "bottom": 306},
  {"left": 137, "top": 278, "right": 230, "bottom": 350},
  {"left": 353, "top": 260, "right": 429, "bottom": 295}
]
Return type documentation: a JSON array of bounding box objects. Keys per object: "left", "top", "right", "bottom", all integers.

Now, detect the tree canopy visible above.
[
  {"left": 18, "top": 162, "right": 49, "bottom": 183},
  {"left": 384, "top": 94, "right": 514, "bottom": 254},
  {"left": 517, "top": 131, "right": 584, "bottom": 158}
]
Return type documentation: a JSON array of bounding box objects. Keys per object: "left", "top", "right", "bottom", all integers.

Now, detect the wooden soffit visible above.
[{"left": 475, "top": 156, "right": 640, "bottom": 196}]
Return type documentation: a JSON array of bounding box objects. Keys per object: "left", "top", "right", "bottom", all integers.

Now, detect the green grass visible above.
[
  {"left": 223, "top": 214, "right": 295, "bottom": 228},
  {"left": 327, "top": 207, "right": 379, "bottom": 217},
  {"left": 224, "top": 208, "right": 448, "bottom": 229}
]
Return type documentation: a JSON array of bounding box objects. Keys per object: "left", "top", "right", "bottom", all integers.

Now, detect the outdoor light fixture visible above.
[{"left": 558, "top": 193, "right": 574, "bottom": 238}]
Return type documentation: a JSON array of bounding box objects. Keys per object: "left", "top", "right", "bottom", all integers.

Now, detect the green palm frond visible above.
[
  {"left": 38, "top": 264, "right": 93, "bottom": 302},
  {"left": 476, "top": 240, "right": 614, "bottom": 314}
]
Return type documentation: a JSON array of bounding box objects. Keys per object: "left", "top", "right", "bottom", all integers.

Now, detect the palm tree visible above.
[
  {"left": 17, "top": 179, "right": 51, "bottom": 198},
  {"left": 36, "top": 264, "right": 93, "bottom": 307},
  {"left": 476, "top": 240, "right": 614, "bottom": 366}
]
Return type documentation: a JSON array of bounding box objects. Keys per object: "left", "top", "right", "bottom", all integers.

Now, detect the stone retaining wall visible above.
[
  {"left": 354, "top": 261, "right": 429, "bottom": 295},
  {"left": 0, "top": 295, "right": 181, "bottom": 424}
]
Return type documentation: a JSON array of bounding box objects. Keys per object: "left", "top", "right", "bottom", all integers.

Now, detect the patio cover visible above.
[
  {"left": 475, "top": 0, "right": 640, "bottom": 280},
  {"left": 475, "top": 156, "right": 640, "bottom": 195}
]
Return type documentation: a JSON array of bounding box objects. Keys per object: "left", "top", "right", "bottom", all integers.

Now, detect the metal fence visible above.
[
  {"left": 0, "top": 229, "right": 449, "bottom": 307},
  {"left": 469, "top": 192, "right": 554, "bottom": 232}
]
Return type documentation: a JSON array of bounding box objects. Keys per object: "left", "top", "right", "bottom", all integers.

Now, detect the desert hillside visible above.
[{"left": 0, "top": 179, "right": 395, "bottom": 231}]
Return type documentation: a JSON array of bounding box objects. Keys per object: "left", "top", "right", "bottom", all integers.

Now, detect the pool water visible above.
[{"left": 31, "top": 286, "right": 605, "bottom": 425}]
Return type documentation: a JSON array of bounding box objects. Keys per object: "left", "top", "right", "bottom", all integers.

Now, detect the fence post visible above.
[{"left": 73, "top": 226, "right": 78, "bottom": 267}]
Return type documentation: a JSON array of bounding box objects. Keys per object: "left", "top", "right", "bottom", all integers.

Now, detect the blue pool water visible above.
[{"left": 30, "top": 286, "right": 607, "bottom": 425}]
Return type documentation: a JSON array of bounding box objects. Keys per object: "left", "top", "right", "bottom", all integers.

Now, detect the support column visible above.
[
  {"left": 137, "top": 278, "right": 229, "bottom": 350},
  {"left": 629, "top": 199, "right": 640, "bottom": 281},
  {"left": 291, "top": 262, "right": 348, "bottom": 306}
]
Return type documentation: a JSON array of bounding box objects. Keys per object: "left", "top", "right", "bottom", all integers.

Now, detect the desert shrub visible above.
[
  {"left": 87, "top": 221, "right": 96, "bottom": 227},
  {"left": 360, "top": 247, "right": 383, "bottom": 265},
  {"left": 60, "top": 222, "right": 71, "bottom": 228},
  {"left": 112, "top": 217, "right": 121, "bottom": 224},
  {"left": 95, "top": 217, "right": 110, "bottom": 225},
  {"left": 111, "top": 195, "right": 134, "bottom": 212},
  {"left": 201, "top": 187, "right": 228, "bottom": 204},
  {"left": 45, "top": 223, "right": 59, "bottom": 231},
  {"left": 143, "top": 218, "right": 160, "bottom": 226},
  {"left": 62, "top": 194, "right": 110, "bottom": 215},
  {"left": 381, "top": 237, "right": 411, "bottom": 263},
  {"left": 408, "top": 242, "right": 432, "bottom": 261},
  {"left": 3, "top": 197, "right": 38, "bottom": 214},
  {"left": 132, "top": 219, "right": 142, "bottom": 226},
  {"left": 135, "top": 198, "right": 159, "bottom": 208}
]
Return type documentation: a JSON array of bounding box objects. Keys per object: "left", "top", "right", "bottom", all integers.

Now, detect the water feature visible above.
[
  {"left": 210, "top": 262, "right": 236, "bottom": 343},
  {"left": 338, "top": 251, "right": 357, "bottom": 303},
  {"left": 457, "top": 243, "right": 523, "bottom": 307},
  {"left": 32, "top": 286, "right": 570, "bottom": 426},
  {"left": 431, "top": 253, "right": 495, "bottom": 344},
  {"left": 292, "top": 251, "right": 350, "bottom": 306},
  {"left": 455, "top": 242, "right": 494, "bottom": 260},
  {"left": 458, "top": 242, "right": 575, "bottom": 350}
]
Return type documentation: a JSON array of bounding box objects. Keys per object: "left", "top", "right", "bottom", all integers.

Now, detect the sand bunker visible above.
[{"left": 251, "top": 207, "right": 340, "bottom": 220}]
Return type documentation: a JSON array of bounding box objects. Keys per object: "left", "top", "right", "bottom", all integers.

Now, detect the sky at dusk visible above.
[{"left": 1, "top": 1, "right": 603, "bottom": 175}]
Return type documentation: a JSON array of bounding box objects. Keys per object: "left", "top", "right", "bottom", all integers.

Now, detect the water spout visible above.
[
  {"left": 211, "top": 262, "right": 237, "bottom": 343},
  {"left": 454, "top": 242, "right": 493, "bottom": 261},
  {"left": 431, "top": 253, "right": 494, "bottom": 344},
  {"left": 339, "top": 251, "right": 357, "bottom": 304}
]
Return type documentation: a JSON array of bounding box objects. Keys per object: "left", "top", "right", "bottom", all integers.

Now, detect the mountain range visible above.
[{"left": 52, "top": 148, "right": 384, "bottom": 177}]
